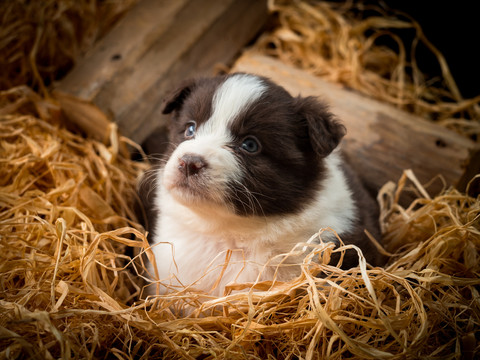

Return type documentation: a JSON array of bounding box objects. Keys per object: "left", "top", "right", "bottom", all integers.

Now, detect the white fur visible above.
[
  {"left": 150, "top": 150, "right": 356, "bottom": 296},
  {"left": 200, "top": 74, "right": 267, "bottom": 137}
]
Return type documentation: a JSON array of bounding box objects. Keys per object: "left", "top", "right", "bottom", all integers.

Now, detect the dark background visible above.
[{"left": 384, "top": 1, "right": 479, "bottom": 99}]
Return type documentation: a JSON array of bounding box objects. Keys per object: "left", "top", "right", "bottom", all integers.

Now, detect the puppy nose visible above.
[{"left": 178, "top": 154, "right": 207, "bottom": 177}]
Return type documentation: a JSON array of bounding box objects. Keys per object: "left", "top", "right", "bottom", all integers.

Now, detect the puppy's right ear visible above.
[{"left": 161, "top": 79, "right": 197, "bottom": 114}]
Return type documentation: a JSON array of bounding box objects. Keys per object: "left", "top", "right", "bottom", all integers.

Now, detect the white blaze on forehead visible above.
[{"left": 198, "top": 74, "right": 267, "bottom": 137}]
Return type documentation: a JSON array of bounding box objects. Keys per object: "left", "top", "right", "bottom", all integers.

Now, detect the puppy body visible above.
[
  {"left": 154, "top": 151, "right": 355, "bottom": 294},
  {"left": 141, "top": 73, "right": 382, "bottom": 296}
]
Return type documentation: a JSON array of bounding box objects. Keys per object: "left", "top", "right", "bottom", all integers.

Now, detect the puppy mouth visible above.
[
  {"left": 164, "top": 154, "right": 222, "bottom": 204},
  {"left": 171, "top": 174, "right": 209, "bottom": 197}
]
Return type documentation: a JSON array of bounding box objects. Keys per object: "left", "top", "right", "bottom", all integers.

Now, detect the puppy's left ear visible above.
[{"left": 295, "top": 96, "right": 346, "bottom": 158}]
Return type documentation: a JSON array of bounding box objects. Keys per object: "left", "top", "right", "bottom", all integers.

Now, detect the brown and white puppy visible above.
[{"left": 139, "top": 73, "right": 382, "bottom": 296}]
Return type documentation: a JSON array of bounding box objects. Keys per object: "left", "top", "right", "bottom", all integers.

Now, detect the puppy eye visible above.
[
  {"left": 240, "top": 136, "right": 261, "bottom": 154},
  {"left": 184, "top": 121, "right": 196, "bottom": 139}
]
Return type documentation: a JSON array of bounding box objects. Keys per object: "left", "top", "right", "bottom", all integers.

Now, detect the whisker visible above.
[
  {"left": 145, "top": 153, "right": 169, "bottom": 164},
  {"left": 229, "top": 178, "right": 267, "bottom": 218},
  {"left": 138, "top": 167, "right": 162, "bottom": 201}
]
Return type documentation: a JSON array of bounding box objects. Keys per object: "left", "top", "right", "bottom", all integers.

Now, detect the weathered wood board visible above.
[
  {"left": 56, "top": 0, "right": 268, "bottom": 144},
  {"left": 233, "top": 53, "right": 479, "bottom": 195}
]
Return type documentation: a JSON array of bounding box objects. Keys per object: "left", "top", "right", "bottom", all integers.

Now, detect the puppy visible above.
[{"left": 139, "top": 73, "right": 382, "bottom": 296}]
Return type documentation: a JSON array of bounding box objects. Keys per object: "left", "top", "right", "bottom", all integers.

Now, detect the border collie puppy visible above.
[{"left": 139, "top": 73, "right": 382, "bottom": 296}]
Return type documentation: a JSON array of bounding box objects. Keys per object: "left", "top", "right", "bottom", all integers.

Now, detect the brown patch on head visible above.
[{"left": 224, "top": 76, "right": 346, "bottom": 216}]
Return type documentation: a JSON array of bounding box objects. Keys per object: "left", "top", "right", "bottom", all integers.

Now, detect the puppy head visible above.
[{"left": 161, "top": 73, "right": 346, "bottom": 216}]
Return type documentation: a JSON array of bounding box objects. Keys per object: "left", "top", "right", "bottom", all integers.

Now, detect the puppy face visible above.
[{"left": 161, "top": 73, "right": 346, "bottom": 216}]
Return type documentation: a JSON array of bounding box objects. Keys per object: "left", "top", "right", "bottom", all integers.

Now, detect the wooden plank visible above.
[
  {"left": 233, "top": 53, "right": 479, "bottom": 194},
  {"left": 56, "top": 0, "right": 269, "bottom": 144},
  {"left": 55, "top": 0, "right": 188, "bottom": 100}
]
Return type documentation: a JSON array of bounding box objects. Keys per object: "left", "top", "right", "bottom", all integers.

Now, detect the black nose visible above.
[{"left": 178, "top": 154, "right": 207, "bottom": 177}]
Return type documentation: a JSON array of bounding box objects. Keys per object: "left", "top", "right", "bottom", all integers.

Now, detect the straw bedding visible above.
[
  {"left": 1, "top": 1, "right": 480, "bottom": 359},
  {"left": 1, "top": 90, "right": 479, "bottom": 360}
]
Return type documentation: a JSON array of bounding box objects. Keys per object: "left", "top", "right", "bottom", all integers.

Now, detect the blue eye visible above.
[
  {"left": 240, "top": 137, "right": 260, "bottom": 154},
  {"left": 184, "top": 121, "right": 196, "bottom": 138}
]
